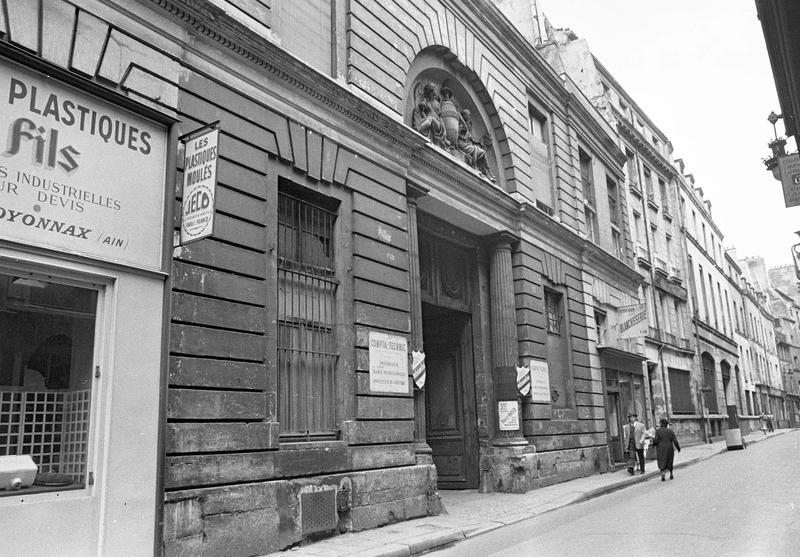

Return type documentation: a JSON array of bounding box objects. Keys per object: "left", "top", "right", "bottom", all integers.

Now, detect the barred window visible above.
[
  {"left": 277, "top": 189, "right": 339, "bottom": 441},
  {"left": 545, "top": 290, "right": 563, "bottom": 335}
]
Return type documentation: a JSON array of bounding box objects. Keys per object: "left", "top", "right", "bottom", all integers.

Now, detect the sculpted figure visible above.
[
  {"left": 412, "top": 82, "right": 449, "bottom": 149},
  {"left": 457, "top": 109, "right": 495, "bottom": 181}
]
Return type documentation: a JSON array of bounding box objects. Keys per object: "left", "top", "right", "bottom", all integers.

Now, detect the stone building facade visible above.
[{"left": 0, "top": 0, "right": 644, "bottom": 555}]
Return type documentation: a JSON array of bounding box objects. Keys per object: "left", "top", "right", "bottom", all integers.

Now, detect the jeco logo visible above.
[
  {"left": 184, "top": 187, "right": 211, "bottom": 215},
  {"left": 5, "top": 117, "right": 80, "bottom": 172}
]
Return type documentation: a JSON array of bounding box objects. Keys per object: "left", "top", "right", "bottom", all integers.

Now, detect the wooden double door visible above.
[{"left": 423, "top": 308, "right": 479, "bottom": 489}]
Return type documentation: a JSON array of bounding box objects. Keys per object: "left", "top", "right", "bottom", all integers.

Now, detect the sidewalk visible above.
[{"left": 266, "top": 429, "right": 787, "bottom": 557}]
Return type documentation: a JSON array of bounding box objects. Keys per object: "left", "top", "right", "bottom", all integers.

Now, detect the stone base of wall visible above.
[
  {"left": 162, "top": 464, "right": 440, "bottom": 556},
  {"left": 481, "top": 445, "right": 609, "bottom": 493},
  {"left": 527, "top": 446, "right": 610, "bottom": 489}
]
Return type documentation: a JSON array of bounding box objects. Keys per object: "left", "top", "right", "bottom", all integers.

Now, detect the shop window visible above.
[
  {"left": 277, "top": 186, "right": 339, "bottom": 441},
  {"left": 0, "top": 272, "right": 97, "bottom": 495},
  {"left": 668, "top": 368, "right": 693, "bottom": 414}
]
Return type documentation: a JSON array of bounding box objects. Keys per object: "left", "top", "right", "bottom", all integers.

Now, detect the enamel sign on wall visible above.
[
  {"left": 369, "top": 331, "right": 409, "bottom": 394},
  {"left": 180, "top": 126, "right": 218, "bottom": 244},
  {"left": 0, "top": 61, "right": 167, "bottom": 270}
]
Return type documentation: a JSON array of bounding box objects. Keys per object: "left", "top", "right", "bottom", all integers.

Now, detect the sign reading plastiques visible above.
[
  {"left": 368, "top": 332, "right": 409, "bottom": 393},
  {"left": 0, "top": 60, "right": 167, "bottom": 270},
  {"left": 180, "top": 126, "right": 218, "bottom": 244}
]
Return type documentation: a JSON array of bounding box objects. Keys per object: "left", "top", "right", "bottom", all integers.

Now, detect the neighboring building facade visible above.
[
  {"left": 679, "top": 180, "right": 742, "bottom": 443},
  {"left": 741, "top": 256, "right": 786, "bottom": 425},
  {"left": 522, "top": 22, "right": 698, "bottom": 449},
  {"left": 0, "top": 0, "right": 645, "bottom": 555}
]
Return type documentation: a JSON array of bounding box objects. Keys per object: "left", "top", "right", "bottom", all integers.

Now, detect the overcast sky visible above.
[{"left": 538, "top": 0, "right": 799, "bottom": 269}]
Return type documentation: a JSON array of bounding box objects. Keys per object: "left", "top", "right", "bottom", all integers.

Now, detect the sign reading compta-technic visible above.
[{"left": 0, "top": 61, "right": 166, "bottom": 270}]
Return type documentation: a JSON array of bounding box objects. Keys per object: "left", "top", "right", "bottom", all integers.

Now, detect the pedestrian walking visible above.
[
  {"left": 622, "top": 413, "right": 647, "bottom": 475},
  {"left": 760, "top": 411, "right": 768, "bottom": 435},
  {"left": 766, "top": 413, "right": 774, "bottom": 432},
  {"left": 652, "top": 417, "right": 681, "bottom": 481}
]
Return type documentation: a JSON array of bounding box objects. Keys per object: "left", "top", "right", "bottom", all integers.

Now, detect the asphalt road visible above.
[{"left": 430, "top": 430, "right": 800, "bottom": 557}]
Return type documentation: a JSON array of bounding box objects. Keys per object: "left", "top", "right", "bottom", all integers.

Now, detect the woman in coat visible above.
[{"left": 652, "top": 417, "right": 681, "bottom": 481}]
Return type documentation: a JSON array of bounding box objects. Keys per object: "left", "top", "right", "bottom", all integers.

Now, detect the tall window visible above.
[
  {"left": 643, "top": 166, "right": 653, "bottom": 197},
  {"left": 668, "top": 368, "right": 694, "bottom": 414},
  {"left": 702, "top": 352, "right": 718, "bottom": 413},
  {"left": 607, "top": 176, "right": 622, "bottom": 258},
  {"left": 528, "top": 103, "right": 553, "bottom": 214},
  {"left": 658, "top": 178, "right": 668, "bottom": 212},
  {"left": 545, "top": 290, "right": 563, "bottom": 335},
  {"left": 579, "top": 149, "right": 598, "bottom": 243},
  {"left": 277, "top": 188, "right": 339, "bottom": 440}
]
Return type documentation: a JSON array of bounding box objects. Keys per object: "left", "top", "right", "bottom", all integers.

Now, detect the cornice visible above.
[
  {"left": 564, "top": 87, "right": 628, "bottom": 171},
  {"left": 150, "top": 0, "right": 424, "bottom": 160},
  {"left": 453, "top": 0, "right": 573, "bottom": 108},
  {"left": 613, "top": 106, "right": 677, "bottom": 179},
  {"left": 581, "top": 240, "right": 643, "bottom": 293}
]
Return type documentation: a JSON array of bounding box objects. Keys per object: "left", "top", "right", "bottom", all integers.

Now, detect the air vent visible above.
[{"left": 300, "top": 488, "right": 337, "bottom": 535}]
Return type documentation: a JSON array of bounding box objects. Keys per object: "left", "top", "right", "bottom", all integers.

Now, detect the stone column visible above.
[
  {"left": 489, "top": 233, "right": 527, "bottom": 447},
  {"left": 407, "top": 185, "right": 432, "bottom": 462}
]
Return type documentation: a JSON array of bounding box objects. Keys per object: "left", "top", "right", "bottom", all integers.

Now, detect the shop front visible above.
[
  {"left": 600, "top": 348, "right": 649, "bottom": 465},
  {"left": 0, "top": 53, "right": 171, "bottom": 555}
]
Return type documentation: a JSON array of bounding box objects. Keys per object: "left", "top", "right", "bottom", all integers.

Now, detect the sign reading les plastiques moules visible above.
[
  {"left": 180, "top": 125, "right": 218, "bottom": 244},
  {"left": 779, "top": 154, "right": 800, "bottom": 208},
  {"left": 0, "top": 60, "right": 167, "bottom": 271},
  {"left": 368, "top": 332, "right": 409, "bottom": 394}
]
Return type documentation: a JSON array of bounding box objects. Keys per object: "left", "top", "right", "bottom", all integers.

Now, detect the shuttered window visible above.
[
  {"left": 277, "top": 190, "right": 338, "bottom": 440},
  {"left": 668, "top": 368, "right": 693, "bottom": 414}
]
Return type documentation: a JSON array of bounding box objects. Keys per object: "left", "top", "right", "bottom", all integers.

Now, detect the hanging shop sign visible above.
[
  {"left": 792, "top": 243, "right": 800, "bottom": 281},
  {"left": 615, "top": 303, "right": 648, "bottom": 340},
  {"left": 529, "top": 359, "right": 551, "bottom": 403},
  {"left": 368, "top": 331, "right": 409, "bottom": 394},
  {"left": 497, "top": 400, "right": 520, "bottom": 431},
  {"left": 779, "top": 153, "right": 800, "bottom": 208},
  {"left": 0, "top": 60, "right": 167, "bottom": 271},
  {"left": 179, "top": 124, "right": 218, "bottom": 244}
]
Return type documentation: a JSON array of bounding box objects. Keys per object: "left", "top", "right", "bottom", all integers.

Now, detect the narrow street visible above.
[{"left": 430, "top": 430, "right": 800, "bottom": 557}]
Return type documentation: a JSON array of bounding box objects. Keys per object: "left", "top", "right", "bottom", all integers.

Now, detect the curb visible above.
[{"left": 288, "top": 431, "right": 790, "bottom": 557}]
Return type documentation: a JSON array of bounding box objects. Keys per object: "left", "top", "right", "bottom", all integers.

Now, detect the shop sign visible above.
[
  {"left": 529, "top": 359, "right": 551, "bottom": 403},
  {"left": 779, "top": 153, "right": 800, "bottom": 208},
  {"left": 497, "top": 400, "right": 520, "bottom": 431},
  {"left": 615, "top": 303, "right": 648, "bottom": 340},
  {"left": 0, "top": 61, "right": 167, "bottom": 270},
  {"left": 368, "top": 331, "right": 409, "bottom": 393},
  {"left": 792, "top": 243, "right": 800, "bottom": 281},
  {"left": 179, "top": 125, "right": 218, "bottom": 244}
]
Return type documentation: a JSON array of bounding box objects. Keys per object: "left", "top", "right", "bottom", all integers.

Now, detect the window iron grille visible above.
[{"left": 277, "top": 191, "right": 339, "bottom": 440}]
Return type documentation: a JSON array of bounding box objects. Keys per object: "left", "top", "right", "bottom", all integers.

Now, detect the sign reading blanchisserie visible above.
[
  {"left": 0, "top": 60, "right": 167, "bottom": 270},
  {"left": 779, "top": 153, "right": 800, "bottom": 208},
  {"left": 368, "top": 331, "right": 409, "bottom": 394},
  {"left": 180, "top": 125, "right": 218, "bottom": 244}
]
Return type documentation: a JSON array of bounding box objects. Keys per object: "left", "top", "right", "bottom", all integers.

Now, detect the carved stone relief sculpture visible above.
[{"left": 411, "top": 81, "right": 496, "bottom": 182}]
